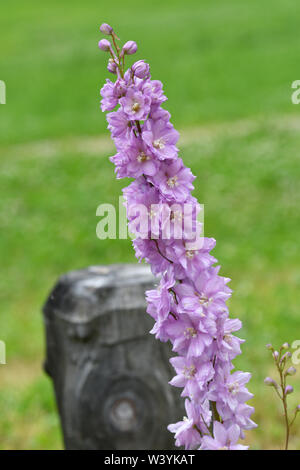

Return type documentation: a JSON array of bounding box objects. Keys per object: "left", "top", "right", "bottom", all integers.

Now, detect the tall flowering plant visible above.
[{"left": 98, "top": 23, "right": 256, "bottom": 450}]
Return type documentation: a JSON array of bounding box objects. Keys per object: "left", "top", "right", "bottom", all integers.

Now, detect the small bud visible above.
[
  {"left": 273, "top": 351, "right": 279, "bottom": 360},
  {"left": 132, "top": 60, "right": 150, "bottom": 79},
  {"left": 98, "top": 39, "right": 111, "bottom": 52},
  {"left": 280, "top": 351, "right": 292, "bottom": 365},
  {"left": 285, "top": 366, "right": 296, "bottom": 376},
  {"left": 100, "top": 23, "right": 113, "bottom": 35},
  {"left": 282, "top": 342, "right": 290, "bottom": 350},
  {"left": 285, "top": 385, "right": 294, "bottom": 395},
  {"left": 264, "top": 377, "right": 277, "bottom": 387},
  {"left": 122, "top": 41, "right": 138, "bottom": 55},
  {"left": 266, "top": 343, "right": 273, "bottom": 350},
  {"left": 296, "top": 405, "right": 300, "bottom": 412},
  {"left": 107, "top": 58, "right": 117, "bottom": 74}
]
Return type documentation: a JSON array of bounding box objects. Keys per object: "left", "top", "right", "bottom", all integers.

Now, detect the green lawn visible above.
[{"left": 0, "top": 0, "right": 300, "bottom": 450}]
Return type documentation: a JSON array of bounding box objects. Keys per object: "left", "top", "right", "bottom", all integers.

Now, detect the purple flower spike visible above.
[{"left": 99, "top": 24, "right": 256, "bottom": 451}]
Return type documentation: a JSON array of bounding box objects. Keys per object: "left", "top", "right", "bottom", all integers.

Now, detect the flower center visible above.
[
  {"left": 228, "top": 381, "right": 240, "bottom": 395},
  {"left": 170, "top": 210, "right": 182, "bottom": 222},
  {"left": 167, "top": 175, "right": 179, "bottom": 188},
  {"left": 224, "top": 334, "right": 232, "bottom": 344},
  {"left": 153, "top": 138, "right": 165, "bottom": 149},
  {"left": 137, "top": 152, "right": 150, "bottom": 163},
  {"left": 183, "top": 364, "right": 196, "bottom": 379},
  {"left": 186, "top": 249, "right": 198, "bottom": 259},
  {"left": 197, "top": 293, "right": 211, "bottom": 307},
  {"left": 218, "top": 446, "right": 229, "bottom": 450},
  {"left": 149, "top": 208, "right": 157, "bottom": 219},
  {"left": 184, "top": 327, "right": 197, "bottom": 339},
  {"left": 132, "top": 102, "right": 140, "bottom": 112}
]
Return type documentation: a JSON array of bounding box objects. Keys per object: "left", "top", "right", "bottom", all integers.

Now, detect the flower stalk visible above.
[
  {"left": 265, "top": 343, "right": 299, "bottom": 450},
  {"left": 98, "top": 23, "right": 256, "bottom": 450}
]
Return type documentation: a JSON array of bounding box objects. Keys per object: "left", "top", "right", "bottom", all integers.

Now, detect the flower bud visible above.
[
  {"left": 273, "top": 351, "right": 279, "bottom": 360},
  {"left": 132, "top": 60, "right": 150, "bottom": 78},
  {"left": 98, "top": 39, "right": 111, "bottom": 52},
  {"left": 266, "top": 343, "right": 273, "bottom": 350},
  {"left": 285, "top": 385, "right": 294, "bottom": 395},
  {"left": 107, "top": 58, "right": 117, "bottom": 74},
  {"left": 296, "top": 405, "right": 300, "bottom": 412},
  {"left": 280, "top": 351, "right": 292, "bottom": 365},
  {"left": 264, "top": 377, "right": 277, "bottom": 387},
  {"left": 122, "top": 41, "right": 137, "bottom": 55},
  {"left": 100, "top": 23, "right": 113, "bottom": 35},
  {"left": 285, "top": 367, "right": 296, "bottom": 376},
  {"left": 282, "top": 342, "right": 290, "bottom": 350}
]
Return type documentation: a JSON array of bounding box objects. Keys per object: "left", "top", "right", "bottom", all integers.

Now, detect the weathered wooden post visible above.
[{"left": 43, "top": 264, "right": 184, "bottom": 450}]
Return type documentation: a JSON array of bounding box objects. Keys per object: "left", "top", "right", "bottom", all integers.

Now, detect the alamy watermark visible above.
[
  {"left": 96, "top": 197, "right": 205, "bottom": 250},
  {"left": 291, "top": 340, "right": 300, "bottom": 365},
  {"left": 0, "top": 341, "right": 6, "bottom": 364},
  {"left": 291, "top": 80, "right": 300, "bottom": 104},
  {"left": 0, "top": 80, "right": 6, "bottom": 104}
]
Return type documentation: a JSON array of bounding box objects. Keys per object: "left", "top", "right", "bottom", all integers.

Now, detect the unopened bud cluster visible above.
[
  {"left": 98, "top": 23, "right": 139, "bottom": 76},
  {"left": 264, "top": 342, "right": 299, "bottom": 449}
]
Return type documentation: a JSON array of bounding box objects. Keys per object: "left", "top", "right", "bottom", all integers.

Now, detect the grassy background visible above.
[{"left": 0, "top": 0, "right": 299, "bottom": 449}]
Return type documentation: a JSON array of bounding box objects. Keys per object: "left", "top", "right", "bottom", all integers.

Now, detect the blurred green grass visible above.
[
  {"left": 0, "top": 0, "right": 300, "bottom": 450},
  {"left": 0, "top": 0, "right": 300, "bottom": 143}
]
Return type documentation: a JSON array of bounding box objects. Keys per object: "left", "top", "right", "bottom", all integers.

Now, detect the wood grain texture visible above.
[{"left": 43, "top": 264, "right": 184, "bottom": 450}]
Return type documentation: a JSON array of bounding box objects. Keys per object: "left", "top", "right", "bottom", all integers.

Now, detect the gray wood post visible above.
[{"left": 43, "top": 264, "right": 184, "bottom": 450}]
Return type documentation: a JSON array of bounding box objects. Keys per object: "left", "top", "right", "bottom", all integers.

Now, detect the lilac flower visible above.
[
  {"left": 168, "top": 399, "right": 211, "bottom": 449},
  {"left": 200, "top": 422, "right": 249, "bottom": 450},
  {"left": 209, "top": 370, "right": 253, "bottom": 411},
  {"left": 165, "top": 312, "right": 213, "bottom": 357},
  {"left": 150, "top": 105, "right": 170, "bottom": 121},
  {"left": 123, "top": 179, "right": 160, "bottom": 238},
  {"left": 170, "top": 356, "right": 214, "bottom": 399},
  {"left": 143, "top": 80, "right": 167, "bottom": 105},
  {"left": 174, "top": 265, "right": 229, "bottom": 320},
  {"left": 120, "top": 88, "right": 151, "bottom": 121},
  {"left": 109, "top": 149, "right": 129, "bottom": 179},
  {"left": 142, "top": 119, "right": 179, "bottom": 160},
  {"left": 171, "top": 238, "right": 217, "bottom": 279},
  {"left": 146, "top": 269, "right": 175, "bottom": 323},
  {"left": 126, "top": 137, "right": 158, "bottom": 177},
  {"left": 107, "top": 109, "right": 131, "bottom": 147},
  {"left": 133, "top": 238, "right": 170, "bottom": 275},
  {"left": 159, "top": 199, "right": 200, "bottom": 242},
  {"left": 151, "top": 158, "right": 195, "bottom": 202},
  {"left": 221, "top": 403, "right": 257, "bottom": 434},
  {"left": 111, "top": 139, "right": 158, "bottom": 180},
  {"left": 100, "top": 79, "right": 119, "bottom": 112}
]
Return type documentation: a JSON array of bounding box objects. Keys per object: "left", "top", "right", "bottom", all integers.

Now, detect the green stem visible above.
[{"left": 276, "top": 359, "right": 290, "bottom": 450}]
